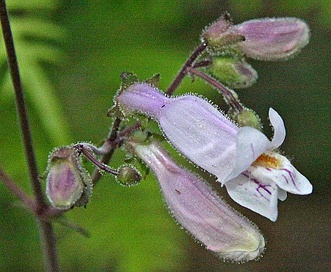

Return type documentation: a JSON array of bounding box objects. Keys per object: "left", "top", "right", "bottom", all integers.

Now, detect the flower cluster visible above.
[
  {"left": 44, "top": 13, "right": 312, "bottom": 263},
  {"left": 113, "top": 14, "right": 312, "bottom": 261},
  {"left": 117, "top": 83, "right": 312, "bottom": 221}
]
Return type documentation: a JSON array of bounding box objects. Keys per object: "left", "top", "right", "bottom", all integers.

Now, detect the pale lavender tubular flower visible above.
[
  {"left": 233, "top": 18, "right": 310, "bottom": 61},
  {"left": 203, "top": 16, "right": 310, "bottom": 61},
  {"left": 117, "top": 83, "right": 313, "bottom": 221},
  {"left": 130, "top": 140, "right": 265, "bottom": 262}
]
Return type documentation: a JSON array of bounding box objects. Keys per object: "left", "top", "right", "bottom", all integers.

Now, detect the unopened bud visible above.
[
  {"left": 202, "top": 16, "right": 309, "bottom": 61},
  {"left": 116, "top": 165, "right": 142, "bottom": 186},
  {"left": 46, "top": 146, "right": 92, "bottom": 209},
  {"left": 208, "top": 56, "right": 258, "bottom": 88},
  {"left": 234, "top": 109, "right": 261, "bottom": 129},
  {"left": 233, "top": 18, "right": 310, "bottom": 61}
]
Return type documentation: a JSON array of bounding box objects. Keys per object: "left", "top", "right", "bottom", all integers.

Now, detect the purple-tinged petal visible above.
[
  {"left": 259, "top": 154, "right": 313, "bottom": 195},
  {"left": 269, "top": 108, "right": 286, "bottom": 149},
  {"left": 117, "top": 83, "right": 241, "bottom": 183},
  {"left": 159, "top": 95, "right": 239, "bottom": 183},
  {"left": 117, "top": 83, "right": 170, "bottom": 119},
  {"left": 131, "top": 140, "right": 265, "bottom": 262},
  {"left": 234, "top": 18, "right": 310, "bottom": 61},
  {"left": 225, "top": 171, "right": 279, "bottom": 222},
  {"left": 226, "top": 126, "right": 270, "bottom": 182}
]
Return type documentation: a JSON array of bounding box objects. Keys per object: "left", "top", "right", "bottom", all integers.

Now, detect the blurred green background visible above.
[{"left": 0, "top": 0, "right": 330, "bottom": 271}]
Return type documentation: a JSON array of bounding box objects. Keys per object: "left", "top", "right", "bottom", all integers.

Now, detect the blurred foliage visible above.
[
  {"left": 0, "top": 0, "right": 330, "bottom": 271},
  {"left": 0, "top": 0, "right": 71, "bottom": 145}
]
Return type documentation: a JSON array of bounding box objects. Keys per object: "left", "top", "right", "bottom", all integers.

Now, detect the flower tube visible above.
[
  {"left": 129, "top": 139, "right": 265, "bottom": 262},
  {"left": 117, "top": 83, "right": 312, "bottom": 221},
  {"left": 117, "top": 83, "right": 272, "bottom": 184}
]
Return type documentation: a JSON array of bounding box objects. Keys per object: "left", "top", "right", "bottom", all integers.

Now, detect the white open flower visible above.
[{"left": 224, "top": 109, "right": 312, "bottom": 221}]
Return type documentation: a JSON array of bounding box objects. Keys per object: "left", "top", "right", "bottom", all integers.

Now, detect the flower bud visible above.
[
  {"left": 208, "top": 55, "right": 258, "bottom": 88},
  {"left": 46, "top": 146, "right": 92, "bottom": 209},
  {"left": 130, "top": 140, "right": 265, "bottom": 262},
  {"left": 232, "top": 109, "right": 261, "bottom": 129},
  {"left": 202, "top": 16, "right": 309, "bottom": 61},
  {"left": 233, "top": 18, "right": 310, "bottom": 61},
  {"left": 116, "top": 165, "right": 142, "bottom": 186}
]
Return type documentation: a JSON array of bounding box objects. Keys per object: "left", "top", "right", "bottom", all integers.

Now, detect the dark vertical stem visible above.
[
  {"left": 0, "top": 1, "right": 59, "bottom": 271},
  {"left": 0, "top": 0, "right": 44, "bottom": 208},
  {"left": 38, "top": 221, "right": 60, "bottom": 272},
  {"left": 166, "top": 42, "right": 207, "bottom": 96}
]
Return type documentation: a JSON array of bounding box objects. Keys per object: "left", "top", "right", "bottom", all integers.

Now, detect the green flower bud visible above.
[
  {"left": 202, "top": 13, "right": 245, "bottom": 50},
  {"left": 46, "top": 146, "right": 92, "bottom": 209},
  {"left": 116, "top": 165, "right": 142, "bottom": 186},
  {"left": 233, "top": 109, "right": 262, "bottom": 129},
  {"left": 208, "top": 56, "right": 258, "bottom": 88}
]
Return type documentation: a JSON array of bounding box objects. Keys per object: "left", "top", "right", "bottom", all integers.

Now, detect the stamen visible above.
[{"left": 253, "top": 153, "right": 281, "bottom": 168}]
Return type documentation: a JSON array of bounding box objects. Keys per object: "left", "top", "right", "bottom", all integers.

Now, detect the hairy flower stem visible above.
[
  {"left": 192, "top": 59, "right": 212, "bottom": 68},
  {"left": 188, "top": 67, "right": 244, "bottom": 112},
  {"left": 0, "top": 1, "right": 59, "bottom": 271},
  {"left": 75, "top": 144, "right": 119, "bottom": 176},
  {"left": 91, "top": 119, "right": 141, "bottom": 185},
  {"left": 166, "top": 42, "right": 207, "bottom": 95},
  {"left": 90, "top": 117, "right": 121, "bottom": 185}
]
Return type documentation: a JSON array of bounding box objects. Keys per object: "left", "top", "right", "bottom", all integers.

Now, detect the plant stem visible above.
[
  {"left": 0, "top": 0, "right": 45, "bottom": 208},
  {"left": 91, "top": 119, "right": 141, "bottom": 185},
  {"left": 90, "top": 117, "right": 121, "bottom": 185},
  {"left": 75, "top": 144, "right": 119, "bottom": 176},
  {"left": 188, "top": 67, "right": 244, "bottom": 112},
  {"left": 38, "top": 221, "right": 60, "bottom": 272},
  {"left": 166, "top": 42, "right": 207, "bottom": 95},
  {"left": 0, "top": 1, "right": 59, "bottom": 271},
  {"left": 0, "top": 166, "right": 37, "bottom": 212}
]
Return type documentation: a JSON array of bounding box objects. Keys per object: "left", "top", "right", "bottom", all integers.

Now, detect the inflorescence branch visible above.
[{"left": 166, "top": 42, "right": 207, "bottom": 95}]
